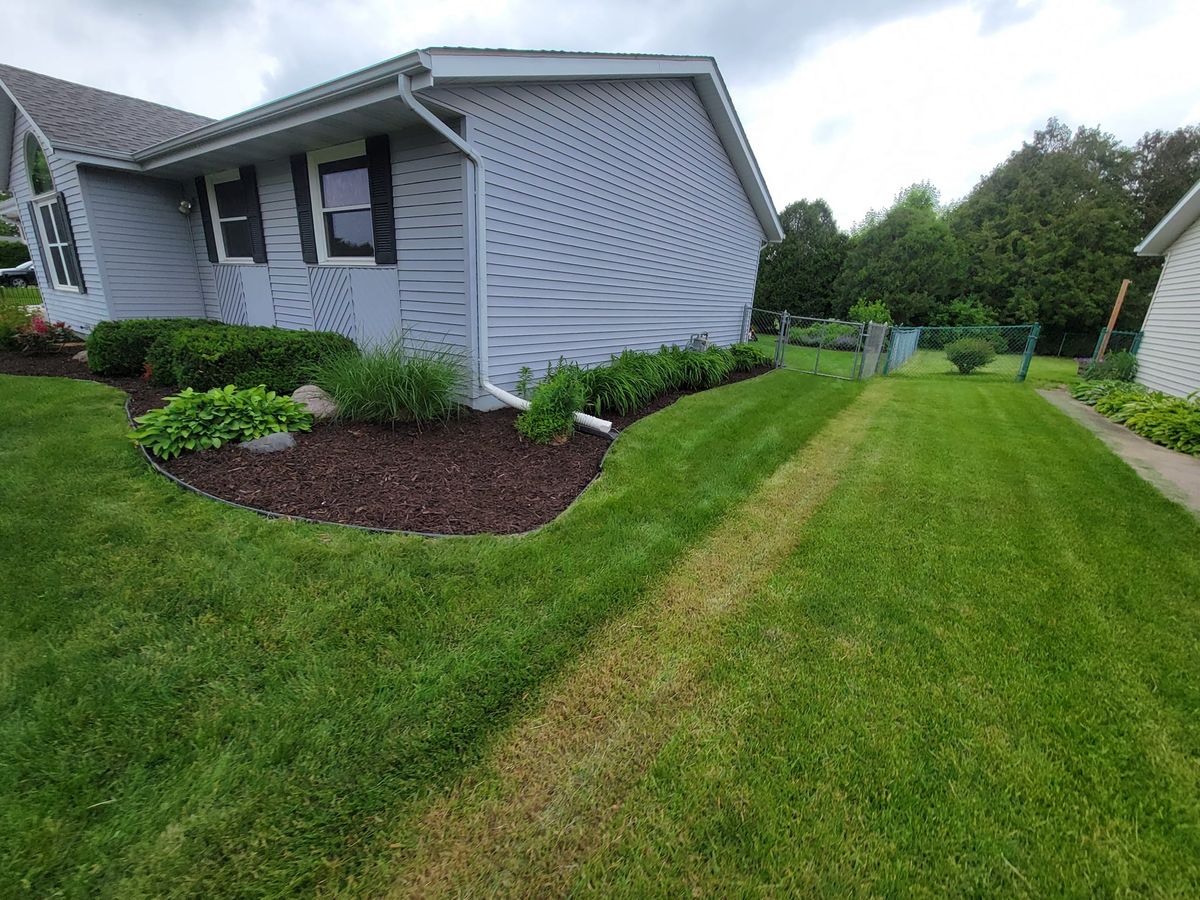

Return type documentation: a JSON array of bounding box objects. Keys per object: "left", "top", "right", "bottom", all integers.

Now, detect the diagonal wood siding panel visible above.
[
  {"left": 309, "top": 266, "right": 354, "bottom": 338},
  {"left": 213, "top": 265, "right": 248, "bottom": 325}
]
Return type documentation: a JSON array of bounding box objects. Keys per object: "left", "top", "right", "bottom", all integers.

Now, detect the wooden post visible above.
[{"left": 1096, "top": 278, "right": 1130, "bottom": 360}]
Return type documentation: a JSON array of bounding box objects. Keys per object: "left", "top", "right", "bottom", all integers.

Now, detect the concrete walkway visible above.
[{"left": 1039, "top": 388, "right": 1200, "bottom": 518}]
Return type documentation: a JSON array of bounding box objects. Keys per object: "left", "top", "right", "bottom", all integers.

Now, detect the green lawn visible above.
[
  {"left": 566, "top": 379, "right": 1200, "bottom": 894},
  {"left": 0, "top": 371, "right": 859, "bottom": 896},
  {"left": 4, "top": 369, "right": 1198, "bottom": 896},
  {"left": 753, "top": 333, "right": 860, "bottom": 378}
]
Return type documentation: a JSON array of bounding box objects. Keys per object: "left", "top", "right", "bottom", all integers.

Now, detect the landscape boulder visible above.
[
  {"left": 239, "top": 432, "right": 296, "bottom": 454},
  {"left": 291, "top": 384, "right": 337, "bottom": 421},
  {"left": 72, "top": 349, "right": 88, "bottom": 364}
]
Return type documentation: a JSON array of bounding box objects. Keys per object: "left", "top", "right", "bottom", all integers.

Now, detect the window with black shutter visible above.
[{"left": 297, "top": 137, "right": 395, "bottom": 265}]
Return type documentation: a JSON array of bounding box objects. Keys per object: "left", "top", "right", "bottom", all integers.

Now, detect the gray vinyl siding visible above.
[
  {"left": 78, "top": 168, "right": 205, "bottom": 320},
  {"left": 1138, "top": 215, "right": 1200, "bottom": 398},
  {"left": 425, "top": 78, "right": 765, "bottom": 390},
  {"left": 393, "top": 130, "right": 470, "bottom": 355},
  {"left": 8, "top": 110, "right": 109, "bottom": 330},
  {"left": 258, "top": 157, "right": 314, "bottom": 329},
  {"left": 181, "top": 130, "right": 469, "bottom": 359}
]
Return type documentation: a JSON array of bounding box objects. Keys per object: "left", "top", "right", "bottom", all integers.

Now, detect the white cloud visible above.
[
  {"left": 743, "top": 0, "right": 1200, "bottom": 226},
  {"left": 3, "top": 0, "right": 1198, "bottom": 226}
]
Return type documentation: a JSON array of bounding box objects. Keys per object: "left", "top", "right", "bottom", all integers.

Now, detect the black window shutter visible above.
[
  {"left": 290, "top": 154, "right": 318, "bottom": 264},
  {"left": 239, "top": 165, "right": 268, "bottom": 264},
  {"left": 193, "top": 176, "right": 218, "bottom": 263},
  {"left": 56, "top": 192, "right": 87, "bottom": 293},
  {"left": 365, "top": 134, "right": 396, "bottom": 265}
]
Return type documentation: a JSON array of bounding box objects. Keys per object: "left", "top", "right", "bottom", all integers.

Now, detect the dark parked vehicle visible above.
[{"left": 0, "top": 260, "right": 37, "bottom": 287}]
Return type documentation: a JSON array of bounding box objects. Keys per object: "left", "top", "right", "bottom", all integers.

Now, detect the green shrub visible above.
[
  {"left": 517, "top": 362, "right": 586, "bottom": 444},
  {"left": 151, "top": 325, "right": 356, "bottom": 394},
  {"left": 847, "top": 299, "right": 892, "bottom": 324},
  {"left": 0, "top": 242, "right": 30, "bottom": 269},
  {"left": 0, "top": 304, "right": 31, "bottom": 350},
  {"left": 729, "top": 341, "right": 772, "bottom": 372},
  {"left": 787, "top": 322, "right": 858, "bottom": 347},
  {"left": 308, "top": 337, "right": 464, "bottom": 424},
  {"left": 944, "top": 338, "right": 996, "bottom": 374},
  {"left": 1084, "top": 350, "right": 1139, "bottom": 382},
  {"left": 129, "top": 385, "right": 313, "bottom": 459},
  {"left": 87, "top": 318, "right": 213, "bottom": 376}
]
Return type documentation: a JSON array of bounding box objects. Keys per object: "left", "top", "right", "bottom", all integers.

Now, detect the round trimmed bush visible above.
[{"left": 944, "top": 338, "right": 996, "bottom": 374}]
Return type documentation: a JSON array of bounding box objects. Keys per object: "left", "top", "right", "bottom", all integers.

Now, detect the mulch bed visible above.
[{"left": 2, "top": 349, "right": 770, "bottom": 534}]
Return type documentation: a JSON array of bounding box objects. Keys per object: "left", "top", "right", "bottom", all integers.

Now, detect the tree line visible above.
[{"left": 755, "top": 119, "right": 1200, "bottom": 339}]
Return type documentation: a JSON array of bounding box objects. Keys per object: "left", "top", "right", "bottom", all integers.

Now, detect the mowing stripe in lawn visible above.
[{"left": 383, "top": 381, "right": 894, "bottom": 897}]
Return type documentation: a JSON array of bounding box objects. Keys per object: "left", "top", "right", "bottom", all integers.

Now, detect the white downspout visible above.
[{"left": 397, "top": 74, "right": 613, "bottom": 436}]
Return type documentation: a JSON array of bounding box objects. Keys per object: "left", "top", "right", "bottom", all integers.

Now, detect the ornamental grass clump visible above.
[
  {"left": 308, "top": 337, "right": 465, "bottom": 425},
  {"left": 944, "top": 338, "right": 996, "bottom": 374},
  {"left": 129, "top": 385, "right": 313, "bottom": 459}
]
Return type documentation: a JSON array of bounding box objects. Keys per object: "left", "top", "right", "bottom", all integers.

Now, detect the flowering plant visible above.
[{"left": 12, "top": 315, "right": 77, "bottom": 353}]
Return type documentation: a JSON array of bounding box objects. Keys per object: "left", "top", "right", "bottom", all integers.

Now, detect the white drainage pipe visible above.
[{"left": 483, "top": 382, "right": 613, "bottom": 437}]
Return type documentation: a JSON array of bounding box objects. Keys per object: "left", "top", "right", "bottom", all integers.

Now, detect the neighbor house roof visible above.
[
  {"left": 0, "top": 48, "right": 783, "bottom": 241},
  {"left": 0, "top": 63, "right": 213, "bottom": 157},
  {"left": 1136, "top": 176, "right": 1200, "bottom": 256}
]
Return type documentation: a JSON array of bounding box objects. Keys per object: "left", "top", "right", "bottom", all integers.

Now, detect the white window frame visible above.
[
  {"left": 32, "top": 194, "right": 80, "bottom": 293},
  {"left": 306, "top": 140, "right": 375, "bottom": 265},
  {"left": 204, "top": 169, "right": 254, "bottom": 264}
]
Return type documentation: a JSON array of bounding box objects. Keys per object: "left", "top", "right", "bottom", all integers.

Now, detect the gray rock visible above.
[
  {"left": 291, "top": 384, "right": 337, "bottom": 421},
  {"left": 72, "top": 349, "right": 88, "bottom": 363},
  {"left": 239, "top": 431, "right": 296, "bottom": 454}
]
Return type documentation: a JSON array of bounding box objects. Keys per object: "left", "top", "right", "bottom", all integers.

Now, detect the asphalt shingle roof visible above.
[{"left": 0, "top": 64, "right": 213, "bottom": 156}]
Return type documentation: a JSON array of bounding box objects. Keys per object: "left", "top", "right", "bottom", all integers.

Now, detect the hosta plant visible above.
[{"left": 129, "top": 385, "right": 313, "bottom": 459}]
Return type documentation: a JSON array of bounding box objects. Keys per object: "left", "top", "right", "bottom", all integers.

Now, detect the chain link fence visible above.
[
  {"left": 883, "top": 324, "right": 1040, "bottom": 381},
  {"left": 746, "top": 308, "right": 866, "bottom": 380}
]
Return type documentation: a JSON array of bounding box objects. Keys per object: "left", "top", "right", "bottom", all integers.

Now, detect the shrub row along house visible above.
[{"left": 0, "top": 48, "right": 782, "bottom": 408}]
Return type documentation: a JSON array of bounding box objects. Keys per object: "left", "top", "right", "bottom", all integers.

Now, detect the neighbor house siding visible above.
[
  {"left": 424, "top": 78, "right": 766, "bottom": 390},
  {"left": 1139, "top": 215, "right": 1200, "bottom": 398},
  {"left": 78, "top": 168, "right": 206, "bottom": 320},
  {"left": 8, "top": 110, "right": 109, "bottom": 331}
]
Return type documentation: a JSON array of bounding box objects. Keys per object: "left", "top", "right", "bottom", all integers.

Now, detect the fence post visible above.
[
  {"left": 882, "top": 326, "right": 895, "bottom": 375},
  {"left": 741, "top": 304, "right": 752, "bottom": 343},
  {"left": 775, "top": 312, "right": 789, "bottom": 368},
  {"left": 1017, "top": 323, "right": 1040, "bottom": 382},
  {"left": 1090, "top": 329, "right": 1106, "bottom": 363},
  {"left": 1131, "top": 331, "right": 1144, "bottom": 355}
]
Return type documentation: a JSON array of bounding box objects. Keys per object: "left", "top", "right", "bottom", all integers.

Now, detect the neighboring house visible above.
[
  {"left": 0, "top": 195, "right": 23, "bottom": 242},
  {"left": 0, "top": 48, "right": 781, "bottom": 407},
  {"left": 1135, "top": 177, "right": 1200, "bottom": 398}
]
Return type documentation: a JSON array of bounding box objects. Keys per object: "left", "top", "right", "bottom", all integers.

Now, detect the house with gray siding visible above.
[
  {"left": 1135, "top": 176, "right": 1200, "bottom": 399},
  {"left": 0, "top": 48, "right": 782, "bottom": 407}
]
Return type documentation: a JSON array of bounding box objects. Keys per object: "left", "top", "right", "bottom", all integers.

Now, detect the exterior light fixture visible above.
[{"left": 178, "top": 199, "right": 193, "bottom": 215}]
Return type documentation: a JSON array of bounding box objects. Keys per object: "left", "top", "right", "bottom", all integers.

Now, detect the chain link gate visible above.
[{"left": 746, "top": 307, "right": 869, "bottom": 381}]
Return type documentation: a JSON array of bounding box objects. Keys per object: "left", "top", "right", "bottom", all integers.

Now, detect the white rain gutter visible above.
[{"left": 396, "top": 73, "right": 613, "bottom": 436}]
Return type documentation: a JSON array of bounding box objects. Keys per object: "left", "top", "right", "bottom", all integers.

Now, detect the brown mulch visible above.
[
  {"left": 162, "top": 409, "right": 609, "bottom": 534},
  {"left": 0, "top": 350, "right": 171, "bottom": 415},
  {"left": 2, "top": 348, "right": 770, "bottom": 534}
]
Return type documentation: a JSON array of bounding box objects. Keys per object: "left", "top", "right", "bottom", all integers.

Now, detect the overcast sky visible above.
[{"left": 8, "top": 0, "right": 1199, "bottom": 227}]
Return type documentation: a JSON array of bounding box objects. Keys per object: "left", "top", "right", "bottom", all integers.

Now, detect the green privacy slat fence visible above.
[{"left": 883, "top": 324, "right": 1040, "bottom": 382}]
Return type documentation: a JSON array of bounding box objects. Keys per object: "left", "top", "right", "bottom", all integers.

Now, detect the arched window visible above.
[{"left": 25, "top": 134, "right": 54, "bottom": 196}]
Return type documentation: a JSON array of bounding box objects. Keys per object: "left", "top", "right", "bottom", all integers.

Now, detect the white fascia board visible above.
[
  {"left": 136, "top": 51, "right": 427, "bottom": 168},
  {"left": 1136, "top": 176, "right": 1200, "bottom": 256},
  {"left": 423, "top": 51, "right": 784, "bottom": 243}
]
